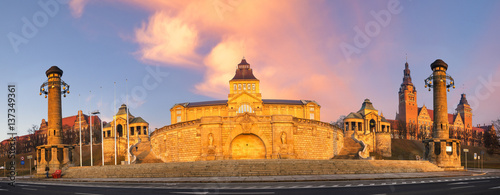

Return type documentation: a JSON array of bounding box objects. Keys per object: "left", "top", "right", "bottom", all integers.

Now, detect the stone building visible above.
[
  {"left": 343, "top": 99, "right": 392, "bottom": 158},
  {"left": 102, "top": 104, "right": 149, "bottom": 164},
  {"left": 151, "top": 58, "right": 342, "bottom": 162},
  {"left": 393, "top": 61, "right": 493, "bottom": 146}
]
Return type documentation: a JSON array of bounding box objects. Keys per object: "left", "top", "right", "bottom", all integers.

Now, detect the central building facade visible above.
[{"left": 151, "top": 58, "right": 342, "bottom": 162}]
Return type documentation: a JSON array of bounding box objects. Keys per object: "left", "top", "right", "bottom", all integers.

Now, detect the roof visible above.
[
  {"left": 61, "top": 114, "right": 101, "bottom": 128},
  {"left": 345, "top": 112, "right": 363, "bottom": 119},
  {"left": 458, "top": 94, "right": 469, "bottom": 106},
  {"left": 173, "top": 99, "right": 318, "bottom": 109},
  {"left": 431, "top": 59, "right": 448, "bottom": 70},
  {"left": 359, "top": 99, "right": 377, "bottom": 111},
  {"left": 387, "top": 119, "right": 399, "bottom": 129},
  {"left": 131, "top": 117, "right": 148, "bottom": 124},
  {"left": 116, "top": 104, "right": 133, "bottom": 116},
  {"left": 381, "top": 116, "right": 389, "bottom": 123},
  {"left": 46, "top": 66, "right": 63, "bottom": 76},
  {"left": 231, "top": 58, "right": 258, "bottom": 80}
]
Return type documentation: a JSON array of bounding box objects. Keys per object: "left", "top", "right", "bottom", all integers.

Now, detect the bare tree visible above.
[
  {"left": 330, "top": 115, "right": 346, "bottom": 130},
  {"left": 27, "top": 124, "right": 41, "bottom": 152}
]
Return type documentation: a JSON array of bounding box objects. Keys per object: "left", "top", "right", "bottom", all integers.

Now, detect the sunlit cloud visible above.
[{"left": 69, "top": 0, "right": 89, "bottom": 18}]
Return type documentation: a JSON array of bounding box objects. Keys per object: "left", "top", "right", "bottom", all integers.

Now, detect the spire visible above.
[
  {"left": 403, "top": 61, "right": 412, "bottom": 85},
  {"left": 232, "top": 57, "right": 258, "bottom": 80},
  {"left": 458, "top": 93, "right": 469, "bottom": 106}
]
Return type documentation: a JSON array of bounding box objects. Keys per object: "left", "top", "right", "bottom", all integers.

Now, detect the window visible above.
[
  {"left": 243, "top": 84, "right": 246, "bottom": 90},
  {"left": 237, "top": 104, "right": 253, "bottom": 113},
  {"left": 238, "top": 84, "right": 241, "bottom": 90},
  {"left": 177, "top": 116, "right": 181, "bottom": 123},
  {"left": 234, "top": 84, "right": 237, "bottom": 90},
  {"left": 310, "top": 113, "right": 315, "bottom": 120},
  {"left": 176, "top": 110, "right": 181, "bottom": 114},
  {"left": 309, "top": 107, "right": 314, "bottom": 111},
  {"left": 252, "top": 84, "right": 255, "bottom": 90}
]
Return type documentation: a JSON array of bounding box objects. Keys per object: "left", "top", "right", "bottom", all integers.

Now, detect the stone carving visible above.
[
  {"left": 208, "top": 133, "right": 214, "bottom": 146},
  {"left": 281, "top": 132, "right": 287, "bottom": 144}
]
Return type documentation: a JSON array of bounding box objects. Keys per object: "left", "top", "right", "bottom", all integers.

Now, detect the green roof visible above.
[
  {"left": 116, "top": 104, "right": 133, "bottom": 117},
  {"left": 345, "top": 112, "right": 363, "bottom": 119},
  {"left": 359, "top": 99, "right": 377, "bottom": 111},
  {"left": 130, "top": 117, "right": 147, "bottom": 124}
]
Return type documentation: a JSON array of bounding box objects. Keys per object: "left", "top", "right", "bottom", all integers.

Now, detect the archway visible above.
[
  {"left": 369, "top": 119, "right": 376, "bottom": 132},
  {"left": 117, "top": 124, "right": 123, "bottom": 137},
  {"left": 230, "top": 134, "right": 266, "bottom": 159}
]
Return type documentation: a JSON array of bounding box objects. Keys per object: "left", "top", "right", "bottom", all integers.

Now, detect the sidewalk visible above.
[{"left": 10, "top": 170, "right": 489, "bottom": 183}]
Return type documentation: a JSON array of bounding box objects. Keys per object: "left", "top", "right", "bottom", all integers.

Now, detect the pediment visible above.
[{"left": 228, "top": 91, "right": 262, "bottom": 104}]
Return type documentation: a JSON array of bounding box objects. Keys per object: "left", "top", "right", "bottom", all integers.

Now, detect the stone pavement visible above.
[{"left": 12, "top": 170, "right": 489, "bottom": 183}]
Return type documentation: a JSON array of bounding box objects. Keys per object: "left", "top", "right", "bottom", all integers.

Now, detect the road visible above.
[{"left": 1, "top": 174, "right": 499, "bottom": 195}]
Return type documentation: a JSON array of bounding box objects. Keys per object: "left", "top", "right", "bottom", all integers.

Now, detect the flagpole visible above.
[
  {"left": 89, "top": 90, "right": 93, "bottom": 166},
  {"left": 101, "top": 86, "right": 104, "bottom": 166},
  {"left": 126, "top": 79, "right": 130, "bottom": 164},
  {"left": 114, "top": 82, "right": 117, "bottom": 165},
  {"left": 79, "top": 94, "right": 82, "bottom": 167}
]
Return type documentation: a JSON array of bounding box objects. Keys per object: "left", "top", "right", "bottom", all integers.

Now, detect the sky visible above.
[{"left": 1, "top": 0, "right": 500, "bottom": 142}]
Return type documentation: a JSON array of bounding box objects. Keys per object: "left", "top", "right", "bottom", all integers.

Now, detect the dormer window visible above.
[
  {"left": 243, "top": 84, "right": 246, "bottom": 90},
  {"left": 238, "top": 84, "right": 241, "bottom": 90},
  {"left": 252, "top": 84, "right": 255, "bottom": 90},
  {"left": 234, "top": 84, "right": 237, "bottom": 90}
]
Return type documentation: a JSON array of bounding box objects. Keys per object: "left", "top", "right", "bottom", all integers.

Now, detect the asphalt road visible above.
[{"left": 1, "top": 175, "right": 499, "bottom": 195}]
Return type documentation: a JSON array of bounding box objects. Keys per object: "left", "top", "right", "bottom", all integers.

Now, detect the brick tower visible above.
[
  {"left": 423, "top": 59, "right": 462, "bottom": 170},
  {"left": 37, "top": 66, "right": 74, "bottom": 175},
  {"left": 456, "top": 94, "right": 472, "bottom": 131},
  {"left": 397, "top": 61, "right": 418, "bottom": 138}
]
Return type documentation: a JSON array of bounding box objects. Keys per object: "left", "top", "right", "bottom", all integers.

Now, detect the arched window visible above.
[
  {"left": 238, "top": 84, "right": 241, "bottom": 90},
  {"left": 243, "top": 84, "right": 246, "bottom": 90},
  {"left": 252, "top": 84, "right": 255, "bottom": 90},
  {"left": 234, "top": 84, "right": 237, "bottom": 91},
  {"left": 237, "top": 104, "right": 253, "bottom": 113}
]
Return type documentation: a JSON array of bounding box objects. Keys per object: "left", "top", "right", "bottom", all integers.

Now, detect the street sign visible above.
[
  {"left": 463, "top": 149, "right": 469, "bottom": 152},
  {"left": 20, "top": 156, "right": 24, "bottom": 161},
  {"left": 478, "top": 156, "right": 481, "bottom": 160},
  {"left": 27, "top": 155, "right": 32, "bottom": 159},
  {"left": 20, "top": 161, "right": 25, "bottom": 165},
  {"left": 474, "top": 153, "right": 477, "bottom": 160}
]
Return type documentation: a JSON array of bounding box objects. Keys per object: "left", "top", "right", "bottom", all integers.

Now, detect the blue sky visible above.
[{"left": 1, "top": 0, "right": 500, "bottom": 141}]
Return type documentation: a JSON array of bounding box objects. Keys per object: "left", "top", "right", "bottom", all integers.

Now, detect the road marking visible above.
[
  {"left": 318, "top": 185, "right": 325, "bottom": 188},
  {"left": 18, "top": 184, "right": 46, "bottom": 188},
  {"left": 449, "top": 180, "right": 490, "bottom": 185},
  {"left": 170, "top": 192, "right": 274, "bottom": 195},
  {"left": 75, "top": 193, "right": 103, "bottom": 195},
  {"left": 490, "top": 186, "right": 500, "bottom": 189},
  {"left": 0, "top": 189, "right": 8, "bottom": 191},
  {"left": 345, "top": 184, "right": 352, "bottom": 187},
  {"left": 402, "top": 182, "right": 406, "bottom": 184},
  {"left": 381, "top": 183, "right": 386, "bottom": 185},
  {"left": 22, "top": 188, "right": 37, "bottom": 191},
  {"left": 420, "top": 181, "right": 425, "bottom": 183},
  {"left": 450, "top": 185, "right": 475, "bottom": 190},
  {"left": 412, "top": 181, "right": 416, "bottom": 183},
  {"left": 392, "top": 182, "right": 397, "bottom": 185},
  {"left": 358, "top": 184, "right": 364, "bottom": 186},
  {"left": 429, "top": 180, "right": 434, "bottom": 182},
  {"left": 370, "top": 183, "right": 375, "bottom": 186},
  {"left": 332, "top": 185, "right": 338, "bottom": 187}
]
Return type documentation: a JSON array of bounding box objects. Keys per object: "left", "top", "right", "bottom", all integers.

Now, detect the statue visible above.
[
  {"left": 281, "top": 132, "right": 286, "bottom": 144},
  {"left": 208, "top": 133, "right": 214, "bottom": 146}
]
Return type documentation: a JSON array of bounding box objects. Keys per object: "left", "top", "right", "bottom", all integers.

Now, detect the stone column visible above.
[{"left": 63, "top": 147, "right": 70, "bottom": 164}]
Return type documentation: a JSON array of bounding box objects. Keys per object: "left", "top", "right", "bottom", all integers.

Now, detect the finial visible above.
[{"left": 406, "top": 53, "right": 407, "bottom": 63}]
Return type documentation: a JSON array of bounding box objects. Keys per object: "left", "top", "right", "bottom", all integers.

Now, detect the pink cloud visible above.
[
  {"left": 70, "top": 0, "right": 395, "bottom": 122},
  {"left": 69, "top": 0, "right": 89, "bottom": 18}
]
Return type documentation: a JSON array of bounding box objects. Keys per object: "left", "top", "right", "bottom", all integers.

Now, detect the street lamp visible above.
[{"left": 91, "top": 111, "right": 101, "bottom": 167}]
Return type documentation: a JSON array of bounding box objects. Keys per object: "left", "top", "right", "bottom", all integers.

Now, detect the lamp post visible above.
[
  {"left": 91, "top": 111, "right": 101, "bottom": 167},
  {"left": 89, "top": 91, "right": 93, "bottom": 167}
]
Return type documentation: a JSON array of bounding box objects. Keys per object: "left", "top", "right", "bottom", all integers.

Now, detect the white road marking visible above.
[
  {"left": 402, "top": 182, "right": 406, "bottom": 184},
  {"left": 412, "top": 181, "right": 416, "bottom": 183},
  {"left": 18, "top": 184, "right": 46, "bottom": 188},
  {"left": 0, "top": 189, "right": 8, "bottom": 191},
  {"left": 489, "top": 186, "right": 500, "bottom": 189},
  {"left": 171, "top": 193, "right": 274, "bottom": 195},
  {"left": 370, "top": 183, "right": 375, "bottom": 186},
  {"left": 450, "top": 185, "right": 475, "bottom": 190},
  {"left": 345, "top": 184, "right": 352, "bottom": 187},
  {"left": 358, "top": 184, "right": 364, "bottom": 186},
  {"left": 332, "top": 185, "right": 338, "bottom": 187},
  {"left": 22, "top": 188, "right": 37, "bottom": 191},
  {"left": 318, "top": 185, "right": 325, "bottom": 188},
  {"left": 75, "top": 193, "right": 103, "bottom": 195}
]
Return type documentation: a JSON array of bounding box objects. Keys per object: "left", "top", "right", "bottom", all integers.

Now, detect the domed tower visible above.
[
  {"left": 228, "top": 58, "right": 263, "bottom": 115},
  {"left": 37, "top": 66, "right": 73, "bottom": 175},
  {"left": 423, "top": 59, "right": 462, "bottom": 170}
]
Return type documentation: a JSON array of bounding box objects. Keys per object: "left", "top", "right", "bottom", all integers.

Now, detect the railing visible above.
[
  {"left": 129, "top": 137, "right": 141, "bottom": 164},
  {"left": 351, "top": 133, "right": 370, "bottom": 159}
]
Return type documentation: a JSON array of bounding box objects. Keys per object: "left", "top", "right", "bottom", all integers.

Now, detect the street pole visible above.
[
  {"left": 126, "top": 79, "right": 130, "bottom": 165},
  {"left": 114, "top": 82, "right": 117, "bottom": 165},
  {"left": 90, "top": 91, "right": 93, "bottom": 167},
  {"left": 79, "top": 94, "right": 82, "bottom": 167},
  {"left": 29, "top": 159, "right": 31, "bottom": 175},
  {"left": 465, "top": 152, "right": 467, "bottom": 171},
  {"left": 100, "top": 86, "right": 104, "bottom": 166}
]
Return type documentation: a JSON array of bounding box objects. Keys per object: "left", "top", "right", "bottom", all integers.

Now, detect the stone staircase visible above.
[
  {"left": 62, "top": 159, "right": 444, "bottom": 178},
  {"left": 133, "top": 138, "right": 163, "bottom": 164},
  {"left": 334, "top": 134, "right": 362, "bottom": 159}
]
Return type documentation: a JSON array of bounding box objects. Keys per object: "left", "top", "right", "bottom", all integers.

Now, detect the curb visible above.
[{"left": 9, "top": 171, "right": 482, "bottom": 184}]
